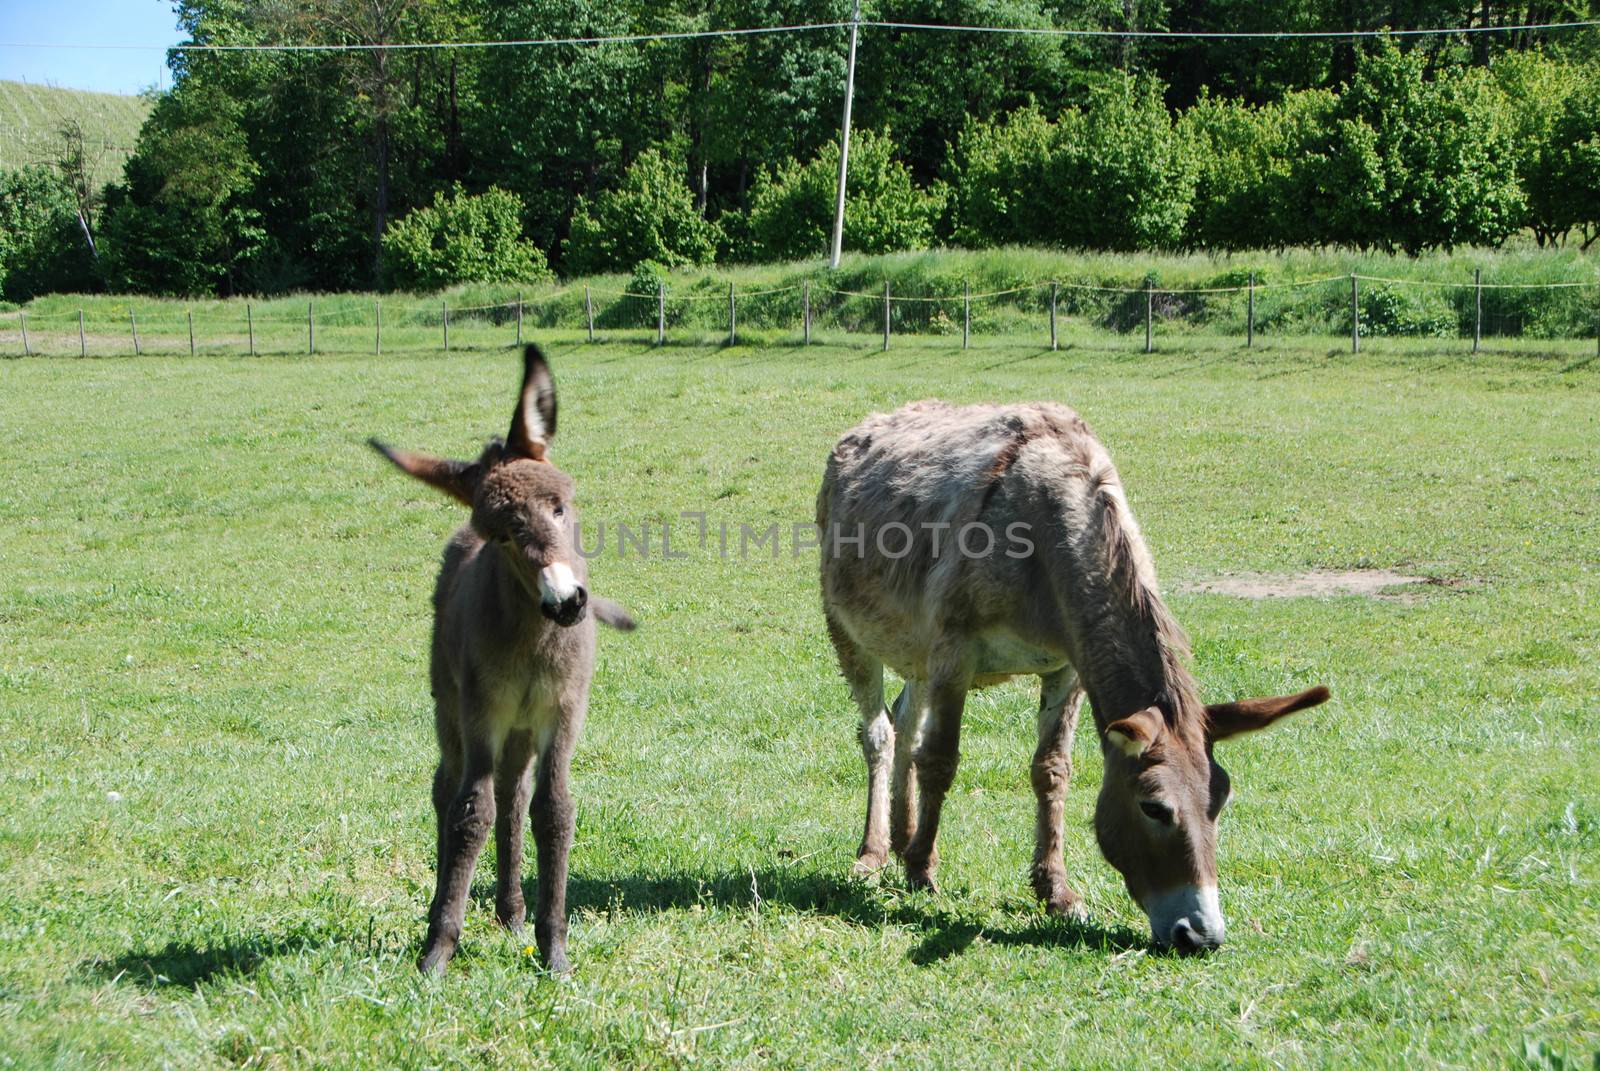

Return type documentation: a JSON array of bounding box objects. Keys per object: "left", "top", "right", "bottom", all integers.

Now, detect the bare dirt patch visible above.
[{"left": 1177, "top": 569, "right": 1433, "bottom": 600}]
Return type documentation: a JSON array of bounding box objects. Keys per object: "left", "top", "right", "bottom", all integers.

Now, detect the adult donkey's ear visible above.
[
  {"left": 369, "top": 439, "right": 480, "bottom": 507},
  {"left": 1205, "top": 686, "right": 1330, "bottom": 742},
  {"left": 507, "top": 344, "right": 557, "bottom": 461}
]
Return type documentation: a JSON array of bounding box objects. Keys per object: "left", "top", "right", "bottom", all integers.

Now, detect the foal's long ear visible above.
[
  {"left": 1104, "top": 706, "right": 1165, "bottom": 758},
  {"left": 368, "top": 439, "right": 479, "bottom": 507},
  {"left": 1206, "top": 686, "right": 1330, "bottom": 742},
  {"left": 506, "top": 344, "right": 557, "bottom": 461}
]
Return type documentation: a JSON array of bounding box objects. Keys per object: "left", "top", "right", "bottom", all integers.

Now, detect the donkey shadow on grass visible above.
[
  {"left": 472, "top": 864, "right": 1146, "bottom": 965},
  {"left": 86, "top": 929, "right": 330, "bottom": 991}
]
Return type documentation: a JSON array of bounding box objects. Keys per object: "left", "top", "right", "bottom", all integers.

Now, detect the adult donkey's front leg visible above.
[
  {"left": 1030, "top": 668, "right": 1086, "bottom": 918},
  {"left": 902, "top": 649, "right": 971, "bottom": 892},
  {"left": 419, "top": 734, "right": 497, "bottom": 975}
]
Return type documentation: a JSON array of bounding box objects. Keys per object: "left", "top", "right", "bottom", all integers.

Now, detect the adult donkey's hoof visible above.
[{"left": 852, "top": 850, "right": 888, "bottom": 876}]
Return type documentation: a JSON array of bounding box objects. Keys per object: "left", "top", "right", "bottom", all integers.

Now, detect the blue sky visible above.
[{"left": 0, "top": 1, "right": 181, "bottom": 95}]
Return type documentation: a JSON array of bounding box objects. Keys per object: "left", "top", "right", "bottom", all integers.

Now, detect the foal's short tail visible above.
[{"left": 592, "top": 596, "right": 638, "bottom": 632}]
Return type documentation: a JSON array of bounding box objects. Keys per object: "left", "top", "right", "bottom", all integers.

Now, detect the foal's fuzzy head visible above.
[{"left": 370, "top": 345, "right": 590, "bottom": 627}]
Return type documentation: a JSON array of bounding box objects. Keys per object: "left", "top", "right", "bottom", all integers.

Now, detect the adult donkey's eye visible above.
[
  {"left": 1139, "top": 800, "right": 1175, "bottom": 825},
  {"left": 553, "top": 504, "right": 566, "bottom": 518}
]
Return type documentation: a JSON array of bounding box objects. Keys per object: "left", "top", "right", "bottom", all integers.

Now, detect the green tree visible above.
[
  {"left": 949, "top": 78, "right": 1197, "bottom": 251},
  {"left": 1295, "top": 44, "right": 1523, "bottom": 254},
  {"left": 100, "top": 80, "right": 264, "bottom": 296},
  {"left": 0, "top": 166, "right": 100, "bottom": 302},
  {"left": 564, "top": 150, "right": 722, "bottom": 273},
  {"left": 745, "top": 130, "right": 945, "bottom": 261},
  {"left": 381, "top": 185, "right": 551, "bottom": 290}
]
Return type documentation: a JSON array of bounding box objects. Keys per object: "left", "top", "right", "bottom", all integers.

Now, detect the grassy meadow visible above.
[
  {"left": 0, "top": 81, "right": 152, "bottom": 189},
  {"left": 1, "top": 332, "right": 1597, "bottom": 1068}
]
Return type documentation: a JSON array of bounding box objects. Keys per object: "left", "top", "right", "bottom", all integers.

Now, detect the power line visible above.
[
  {"left": 865, "top": 18, "right": 1600, "bottom": 40},
  {"left": 1, "top": 17, "right": 1596, "bottom": 53},
  {"left": 0, "top": 22, "right": 853, "bottom": 53}
]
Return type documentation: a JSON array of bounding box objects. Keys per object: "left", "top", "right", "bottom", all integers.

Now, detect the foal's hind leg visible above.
[
  {"left": 825, "top": 611, "right": 893, "bottom": 874},
  {"left": 902, "top": 649, "right": 972, "bottom": 892},
  {"left": 1030, "top": 668, "right": 1086, "bottom": 919}
]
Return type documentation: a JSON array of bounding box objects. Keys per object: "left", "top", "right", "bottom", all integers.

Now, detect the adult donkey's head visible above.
[
  {"left": 369, "top": 344, "right": 592, "bottom": 627},
  {"left": 1097, "top": 685, "right": 1330, "bottom": 953}
]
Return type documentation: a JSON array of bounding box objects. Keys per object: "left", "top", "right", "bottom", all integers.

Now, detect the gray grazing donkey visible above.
[
  {"left": 370, "top": 344, "right": 635, "bottom": 975},
  {"left": 819, "top": 400, "right": 1327, "bottom": 953}
]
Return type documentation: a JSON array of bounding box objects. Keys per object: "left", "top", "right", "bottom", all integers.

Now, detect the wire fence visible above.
[{"left": 2, "top": 272, "right": 1597, "bottom": 358}]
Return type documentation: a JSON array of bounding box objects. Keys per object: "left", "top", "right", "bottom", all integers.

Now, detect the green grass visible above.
[
  {"left": 0, "top": 80, "right": 152, "bottom": 189},
  {"left": 1, "top": 335, "right": 1598, "bottom": 1068},
  {"left": 4, "top": 245, "right": 1597, "bottom": 345}
]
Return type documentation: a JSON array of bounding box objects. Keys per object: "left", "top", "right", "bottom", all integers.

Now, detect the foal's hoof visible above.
[
  {"left": 417, "top": 946, "right": 453, "bottom": 976},
  {"left": 852, "top": 851, "right": 888, "bottom": 876},
  {"left": 905, "top": 870, "right": 938, "bottom": 894},
  {"left": 543, "top": 947, "right": 572, "bottom": 975}
]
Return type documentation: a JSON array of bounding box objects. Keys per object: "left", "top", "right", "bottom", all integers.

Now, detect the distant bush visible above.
[
  {"left": 0, "top": 166, "right": 98, "bottom": 302},
  {"left": 951, "top": 78, "right": 1198, "bottom": 252},
  {"left": 745, "top": 130, "right": 945, "bottom": 261},
  {"left": 1355, "top": 283, "right": 1458, "bottom": 338},
  {"left": 564, "top": 150, "right": 721, "bottom": 274},
  {"left": 382, "top": 185, "right": 550, "bottom": 291}
]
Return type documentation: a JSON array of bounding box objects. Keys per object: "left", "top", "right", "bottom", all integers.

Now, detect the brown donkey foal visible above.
[
  {"left": 371, "top": 345, "right": 635, "bottom": 975},
  {"left": 818, "top": 400, "right": 1328, "bottom": 953}
]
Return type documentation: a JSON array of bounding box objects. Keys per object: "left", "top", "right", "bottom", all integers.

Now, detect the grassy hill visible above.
[{"left": 0, "top": 80, "right": 152, "bottom": 188}]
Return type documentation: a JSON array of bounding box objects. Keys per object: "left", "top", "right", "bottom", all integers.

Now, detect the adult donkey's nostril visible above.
[{"left": 1169, "top": 917, "right": 1221, "bottom": 955}]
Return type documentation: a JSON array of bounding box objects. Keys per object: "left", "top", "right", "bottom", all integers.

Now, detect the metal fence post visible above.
[
  {"left": 963, "top": 281, "right": 970, "bottom": 350},
  {"left": 659, "top": 282, "right": 667, "bottom": 345},
  {"left": 728, "top": 282, "right": 737, "bottom": 346},
  {"left": 1247, "top": 272, "right": 1255, "bottom": 348},
  {"left": 79, "top": 309, "right": 87, "bottom": 358},
  {"left": 19, "top": 311, "right": 28, "bottom": 356},
  {"left": 186, "top": 310, "right": 194, "bottom": 358},
  {"left": 247, "top": 303, "right": 255, "bottom": 356},
  {"left": 516, "top": 292, "right": 523, "bottom": 345},
  {"left": 308, "top": 302, "right": 314, "bottom": 355},
  {"left": 803, "top": 281, "right": 811, "bottom": 345},
  {"left": 1144, "top": 283, "right": 1153, "bottom": 354},
  {"left": 130, "top": 310, "right": 140, "bottom": 355},
  {"left": 443, "top": 302, "right": 449, "bottom": 352},
  {"left": 1350, "top": 274, "right": 1359, "bottom": 354},
  {"left": 374, "top": 301, "right": 380, "bottom": 356},
  {"left": 1050, "top": 282, "right": 1058, "bottom": 351},
  {"left": 1473, "top": 268, "right": 1482, "bottom": 353},
  {"left": 882, "top": 280, "right": 890, "bottom": 351}
]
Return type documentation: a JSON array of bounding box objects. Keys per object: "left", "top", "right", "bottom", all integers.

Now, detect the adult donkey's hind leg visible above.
[
  {"left": 1030, "top": 668, "right": 1086, "bottom": 918},
  {"left": 826, "top": 611, "right": 893, "bottom": 874}
]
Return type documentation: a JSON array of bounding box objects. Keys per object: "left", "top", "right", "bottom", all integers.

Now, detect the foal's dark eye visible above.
[
  {"left": 1140, "top": 800, "right": 1175, "bottom": 825},
  {"left": 553, "top": 504, "right": 565, "bottom": 518}
]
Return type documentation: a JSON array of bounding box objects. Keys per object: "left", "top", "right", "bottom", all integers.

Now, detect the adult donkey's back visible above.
[
  {"left": 818, "top": 400, "right": 1327, "bottom": 952},
  {"left": 372, "top": 345, "right": 635, "bottom": 974}
]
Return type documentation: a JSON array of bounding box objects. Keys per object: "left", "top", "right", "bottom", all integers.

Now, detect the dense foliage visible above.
[
  {"left": 382, "top": 185, "right": 550, "bottom": 289},
  {"left": 1, "top": 0, "right": 1596, "bottom": 297},
  {"left": 0, "top": 166, "right": 99, "bottom": 302}
]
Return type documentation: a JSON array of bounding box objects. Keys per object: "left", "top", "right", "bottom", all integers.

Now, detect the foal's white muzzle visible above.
[
  {"left": 1143, "top": 885, "right": 1225, "bottom": 953},
  {"left": 537, "top": 562, "right": 587, "bottom": 626}
]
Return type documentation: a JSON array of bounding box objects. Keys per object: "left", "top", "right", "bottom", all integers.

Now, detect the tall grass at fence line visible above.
[{"left": 4, "top": 246, "right": 1596, "bottom": 353}]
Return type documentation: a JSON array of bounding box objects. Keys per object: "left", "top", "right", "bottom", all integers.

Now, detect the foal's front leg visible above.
[
  {"left": 1030, "top": 669, "right": 1086, "bottom": 918},
  {"left": 530, "top": 699, "right": 584, "bottom": 974},
  {"left": 493, "top": 729, "right": 536, "bottom": 931},
  {"left": 419, "top": 732, "right": 497, "bottom": 975}
]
